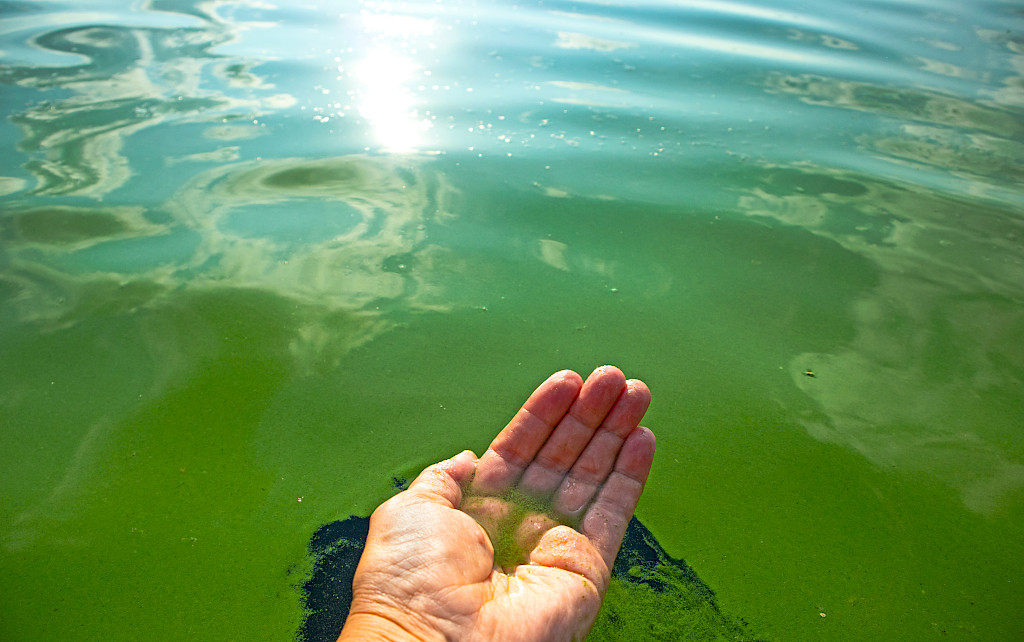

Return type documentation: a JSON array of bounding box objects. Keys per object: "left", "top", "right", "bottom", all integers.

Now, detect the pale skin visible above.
[{"left": 338, "top": 365, "right": 656, "bottom": 642}]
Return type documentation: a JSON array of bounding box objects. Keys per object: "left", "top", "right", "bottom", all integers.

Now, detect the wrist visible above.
[{"left": 337, "top": 611, "right": 432, "bottom": 642}]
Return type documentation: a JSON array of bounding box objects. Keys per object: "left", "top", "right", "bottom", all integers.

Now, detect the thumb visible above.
[{"left": 405, "top": 449, "right": 478, "bottom": 508}]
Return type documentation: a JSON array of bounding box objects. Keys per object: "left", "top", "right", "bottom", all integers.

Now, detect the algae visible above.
[{"left": 463, "top": 487, "right": 573, "bottom": 570}]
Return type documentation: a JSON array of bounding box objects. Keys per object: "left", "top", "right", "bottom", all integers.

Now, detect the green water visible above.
[{"left": 2, "top": 0, "right": 1023, "bottom": 640}]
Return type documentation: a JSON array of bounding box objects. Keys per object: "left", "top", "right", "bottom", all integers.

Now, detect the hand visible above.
[{"left": 338, "top": 366, "right": 655, "bottom": 642}]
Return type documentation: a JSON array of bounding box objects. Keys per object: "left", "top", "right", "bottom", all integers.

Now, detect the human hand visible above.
[{"left": 338, "top": 366, "right": 655, "bottom": 642}]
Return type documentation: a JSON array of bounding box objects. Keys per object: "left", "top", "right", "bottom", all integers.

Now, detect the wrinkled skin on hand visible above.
[{"left": 338, "top": 366, "right": 656, "bottom": 642}]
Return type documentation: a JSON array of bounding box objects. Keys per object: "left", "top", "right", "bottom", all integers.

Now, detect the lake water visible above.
[{"left": 1, "top": 0, "right": 1023, "bottom": 640}]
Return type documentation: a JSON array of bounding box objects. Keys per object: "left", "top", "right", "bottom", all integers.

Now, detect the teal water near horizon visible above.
[{"left": 2, "top": 0, "right": 1023, "bottom": 639}]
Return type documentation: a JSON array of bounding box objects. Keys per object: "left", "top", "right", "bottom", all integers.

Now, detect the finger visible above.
[
  {"left": 461, "top": 496, "right": 512, "bottom": 542},
  {"left": 515, "top": 512, "right": 561, "bottom": 561},
  {"left": 551, "top": 379, "right": 651, "bottom": 516},
  {"left": 518, "top": 366, "right": 628, "bottom": 496},
  {"left": 472, "top": 370, "right": 583, "bottom": 494},
  {"left": 580, "top": 426, "right": 656, "bottom": 569},
  {"left": 529, "top": 524, "right": 611, "bottom": 593},
  {"left": 406, "top": 449, "right": 479, "bottom": 509}
]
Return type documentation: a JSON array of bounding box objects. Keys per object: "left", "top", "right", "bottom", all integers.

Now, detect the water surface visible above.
[{"left": 2, "top": 0, "right": 1023, "bottom": 640}]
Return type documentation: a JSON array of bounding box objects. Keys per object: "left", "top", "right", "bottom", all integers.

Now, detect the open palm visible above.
[{"left": 339, "top": 366, "right": 656, "bottom": 642}]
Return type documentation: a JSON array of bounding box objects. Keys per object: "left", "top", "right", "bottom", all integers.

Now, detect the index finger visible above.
[{"left": 470, "top": 369, "right": 583, "bottom": 494}]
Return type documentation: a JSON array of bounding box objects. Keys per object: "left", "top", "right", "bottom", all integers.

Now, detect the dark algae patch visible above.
[
  {"left": 298, "top": 515, "right": 762, "bottom": 641},
  {"left": 299, "top": 516, "right": 370, "bottom": 642},
  {"left": 589, "top": 519, "right": 762, "bottom": 641}
]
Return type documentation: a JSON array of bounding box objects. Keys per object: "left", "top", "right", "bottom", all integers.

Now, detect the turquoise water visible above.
[{"left": 2, "top": 0, "right": 1023, "bottom": 639}]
